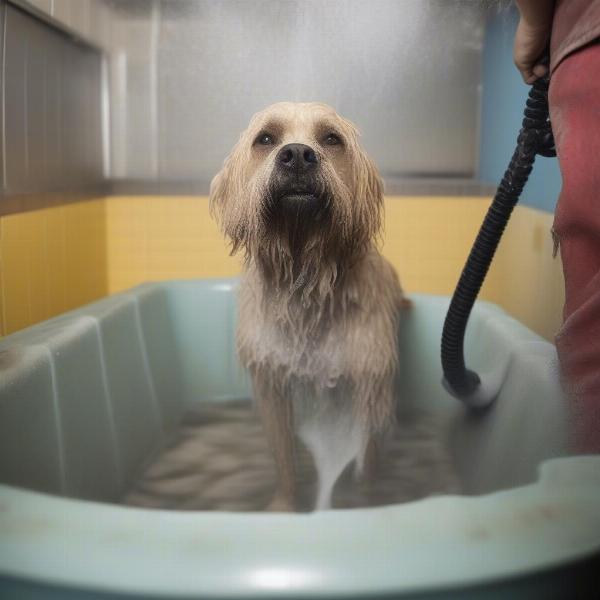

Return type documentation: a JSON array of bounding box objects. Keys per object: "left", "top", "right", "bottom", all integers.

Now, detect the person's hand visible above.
[
  {"left": 514, "top": 11, "right": 552, "bottom": 84},
  {"left": 514, "top": 18, "right": 551, "bottom": 83}
]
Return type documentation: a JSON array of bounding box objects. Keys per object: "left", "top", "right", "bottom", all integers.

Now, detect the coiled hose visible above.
[{"left": 441, "top": 73, "right": 556, "bottom": 409}]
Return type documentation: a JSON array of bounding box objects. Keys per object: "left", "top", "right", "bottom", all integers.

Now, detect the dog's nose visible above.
[{"left": 276, "top": 143, "right": 319, "bottom": 172}]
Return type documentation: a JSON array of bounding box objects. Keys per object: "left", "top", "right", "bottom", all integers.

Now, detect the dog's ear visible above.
[
  {"left": 209, "top": 146, "right": 249, "bottom": 256},
  {"left": 210, "top": 110, "right": 263, "bottom": 223},
  {"left": 209, "top": 156, "right": 233, "bottom": 222},
  {"left": 336, "top": 114, "right": 384, "bottom": 245},
  {"left": 356, "top": 150, "right": 384, "bottom": 211},
  {"left": 353, "top": 147, "right": 384, "bottom": 244}
]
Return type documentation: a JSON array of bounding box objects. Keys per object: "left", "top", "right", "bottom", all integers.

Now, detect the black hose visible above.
[{"left": 441, "top": 73, "right": 556, "bottom": 406}]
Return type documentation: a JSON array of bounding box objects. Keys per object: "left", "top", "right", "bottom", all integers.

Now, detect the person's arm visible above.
[{"left": 514, "top": 0, "right": 555, "bottom": 83}]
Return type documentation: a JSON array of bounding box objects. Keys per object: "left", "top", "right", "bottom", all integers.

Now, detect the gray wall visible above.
[
  {"left": 108, "top": 0, "right": 485, "bottom": 186},
  {"left": 1, "top": 0, "right": 487, "bottom": 197},
  {"left": 0, "top": 0, "right": 105, "bottom": 197}
]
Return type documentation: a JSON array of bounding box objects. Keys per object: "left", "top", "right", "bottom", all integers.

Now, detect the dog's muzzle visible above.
[{"left": 270, "top": 144, "right": 325, "bottom": 214}]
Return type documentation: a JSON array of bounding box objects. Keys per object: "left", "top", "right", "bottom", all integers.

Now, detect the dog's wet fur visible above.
[{"left": 210, "top": 102, "right": 410, "bottom": 510}]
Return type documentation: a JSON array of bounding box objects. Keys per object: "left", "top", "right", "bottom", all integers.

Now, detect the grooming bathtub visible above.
[{"left": 0, "top": 278, "right": 599, "bottom": 599}]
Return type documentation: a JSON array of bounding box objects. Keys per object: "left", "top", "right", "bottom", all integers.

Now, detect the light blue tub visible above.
[{"left": 0, "top": 279, "right": 599, "bottom": 599}]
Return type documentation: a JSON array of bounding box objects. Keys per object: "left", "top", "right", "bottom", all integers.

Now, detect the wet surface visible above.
[{"left": 123, "top": 399, "right": 460, "bottom": 512}]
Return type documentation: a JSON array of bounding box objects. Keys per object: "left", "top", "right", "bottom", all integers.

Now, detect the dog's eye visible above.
[
  {"left": 256, "top": 133, "right": 275, "bottom": 146},
  {"left": 324, "top": 133, "right": 342, "bottom": 146}
]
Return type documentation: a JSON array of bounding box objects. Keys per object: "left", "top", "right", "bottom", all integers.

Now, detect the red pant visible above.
[{"left": 550, "top": 42, "right": 600, "bottom": 453}]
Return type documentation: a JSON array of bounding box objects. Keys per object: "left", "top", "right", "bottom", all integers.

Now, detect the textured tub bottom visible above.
[{"left": 123, "top": 399, "right": 460, "bottom": 512}]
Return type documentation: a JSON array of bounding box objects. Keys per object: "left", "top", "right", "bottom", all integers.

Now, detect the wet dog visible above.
[{"left": 210, "top": 102, "right": 408, "bottom": 510}]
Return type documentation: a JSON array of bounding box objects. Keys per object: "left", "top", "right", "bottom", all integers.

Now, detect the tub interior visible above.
[{"left": 0, "top": 278, "right": 570, "bottom": 504}]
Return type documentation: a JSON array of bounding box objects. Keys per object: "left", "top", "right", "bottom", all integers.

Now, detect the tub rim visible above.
[{"left": 1, "top": 455, "right": 600, "bottom": 598}]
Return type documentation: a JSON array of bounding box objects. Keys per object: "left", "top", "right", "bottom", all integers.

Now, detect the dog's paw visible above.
[{"left": 266, "top": 493, "right": 296, "bottom": 513}]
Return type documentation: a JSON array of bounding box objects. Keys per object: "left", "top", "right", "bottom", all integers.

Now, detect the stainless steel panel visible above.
[
  {"left": 88, "top": 1, "right": 112, "bottom": 52},
  {"left": 60, "top": 32, "right": 78, "bottom": 186},
  {"left": 109, "top": 0, "right": 484, "bottom": 183},
  {"left": 4, "top": 5, "right": 29, "bottom": 192},
  {"left": 109, "top": 11, "right": 157, "bottom": 178},
  {"left": 52, "top": 0, "right": 72, "bottom": 29},
  {"left": 68, "top": 0, "right": 91, "bottom": 40},
  {"left": 25, "top": 0, "right": 51, "bottom": 13},
  {"left": 0, "top": 0, "right": 6, "bottom": 191},
  {"left": 12, "top": 0, "right": 112, "bottom": 51},
  {"left": 3, "top": 3, "right": 104, "bottom": 196},
  {"left": 26, "top": 12, "right": 46, "bottom": 186},
  {"left": 44, "top": 23, "right": 62, "bottom": 190},
  {"left": 83, "top": 48, "right": 103, "bottom": 180}
]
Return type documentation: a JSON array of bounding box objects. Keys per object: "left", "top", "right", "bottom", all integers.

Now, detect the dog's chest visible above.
[{"left": 239, "top": 306, "right": 350, "bottom": 387}]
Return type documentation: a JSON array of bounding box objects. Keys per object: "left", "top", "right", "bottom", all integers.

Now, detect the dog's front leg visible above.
[
  {"left": 253, "top": 373, "right": 297, "bottom": 512},
  {"left": 359, "top": 435, "right": 380, "bottom": 483},
  {"left": 355, "top": 375, "right": 396, "bottom": 483}
]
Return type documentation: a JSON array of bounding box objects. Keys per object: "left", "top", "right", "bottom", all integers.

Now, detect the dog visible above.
[{"left": 210, "top": 102, "right": 409, "bottom": 511}]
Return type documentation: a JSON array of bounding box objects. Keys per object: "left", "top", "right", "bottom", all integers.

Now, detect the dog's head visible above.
[{"left": 210, "top": 102, "right": 383, "bottom": 282}]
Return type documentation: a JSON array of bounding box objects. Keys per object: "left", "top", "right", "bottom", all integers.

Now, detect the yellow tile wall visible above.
[
  {"left": 105, "top": 195, "right": 500, "bottom": 299},
  {"left": 0, "top": 195, "right": 565, "bottom": 342},
  {"left": 105, "top": 196, "right": 240, "bottom": 293},
  {"left": 492, "top": 205, "right": 564, "bottom": 342},
  {"left": 105, "top": 195, "right": 564, "bottom": 341},
  {"left": 380, "top": 196, "right": 499, "bottom": 301},
  {"left": 0, "top": 199, "right": 108, "bottom": 335}
]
